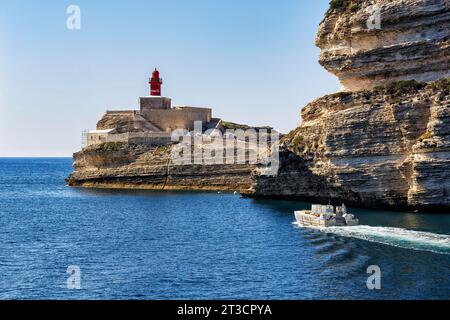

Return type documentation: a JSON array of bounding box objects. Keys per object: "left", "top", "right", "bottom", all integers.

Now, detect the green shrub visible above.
[
  {"left": 221, "top": 121, "right": 250, "bottom": 131},
  {"left": 329, "top": 0, "right": 348, "bottom": 10},
  {"left": 429, "top": 78, "right": 450, "bottom": 91},
  {"left": 418, "top": 132, "right": 433, "bottom": 142},
  {"left": 99, "top": 142, "right": 125, "bottom": 152},
  {"left": 330, "top": 91, "right": 353, "bottom": 101},
  {"left": 281, "top": 128, "right": 301, "bottom": 144},
  {"left": 380, "top": 80, "right": 427, "bottom": 95},
  {"left": 292, "top": 135, "right": 305, "bottom": 150},
  {"left": 154, "top": 145, "right": 171, "bottom": 154},
  {"left": 349, "top": 1, "right": 362, "bottom": 12},
  {"left": 328, "top": 0, "right": 362, "bottom": 14}
]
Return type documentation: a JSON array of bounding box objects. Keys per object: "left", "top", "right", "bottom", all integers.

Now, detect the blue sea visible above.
[{"left": 0, "top": 158, "right": 449, "bottom": 300}]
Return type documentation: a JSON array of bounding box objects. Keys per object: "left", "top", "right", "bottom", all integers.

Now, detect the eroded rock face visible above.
[
  {"left": 247, "top": 1, "right": 450, "bottom": 211},
  {"left": 248, "top": 81, "right": 450, "bottom": 211},
  {"left": 317, "top": 0, "right": 450, "bottom": 91},
  {"left": 67, "top": 143, "right": 255, "bottom": 192},
  {"left": 96, "top": 112, "right": 163, "bottom": 133}
]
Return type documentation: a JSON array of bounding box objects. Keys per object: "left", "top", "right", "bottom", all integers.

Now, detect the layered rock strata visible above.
[
  {"left": 247, "top": 80, "right": 450, "bottom": 211},
  {"left": 67, "top": 143, "right": 256, "bottom": 192},
  {"left": 318, "top": 0, "right": 450, "bottom": 91}
]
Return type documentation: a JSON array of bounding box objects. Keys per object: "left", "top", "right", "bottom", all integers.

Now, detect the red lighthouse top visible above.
[{"left": 150, "top": 68, "right": 163, "bottom": 96}]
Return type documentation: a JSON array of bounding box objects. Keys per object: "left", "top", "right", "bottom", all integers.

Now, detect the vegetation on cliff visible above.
[
  {"left": 430, "top": 78, "right": 450, "bottom": 92},
  {"left": 99, "top": 142, "right": 127, "bottom": 152},
  {"left": 221, "top": 121, "right": 252, "bottom": 131},
  {"left": 221, "top": 121, "right": 273, "bottom": 132},
  {"left": 317, "top": 79, "right": 445, "bottom": 104},
  {"left": 417, "top": 131, "right": 433, "bottom": 143},
  {"left": 251, "top": 77, "right": 450, "bottom": 211},
  {"left": 327, "top": 0, "right": 362, "bottom": 15},
  {"left": 375, "top": 80, "right": 428, "bottom": 96}
]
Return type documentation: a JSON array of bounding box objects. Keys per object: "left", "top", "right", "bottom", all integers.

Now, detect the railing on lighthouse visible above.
[{"left": 81, "top": 129, "right": 89, "bottom": 149}]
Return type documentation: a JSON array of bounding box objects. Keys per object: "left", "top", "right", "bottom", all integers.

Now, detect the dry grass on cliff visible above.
[
  {"left": 327, "top": 0, "right": 362, "bottom": 15},
  {"left": 429, "top": 78, "right": 450, "bottom": 92},
  {"left": 373, "top": 79, "right": 450, "bottom": 97},
  {"left": 99, "top": 142, "right": 126, "bottom": 152},
  {"left": 280, "top": 127, "right": 305, "bottom": 153},
  {"left": 376, "top": 80, "right": 428, "bottom": 96},
  {"left": 418, "top": 131, "right": 433, "bottom": 142}
]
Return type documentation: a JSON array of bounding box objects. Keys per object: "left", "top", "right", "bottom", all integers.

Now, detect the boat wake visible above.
[{"left": 321, "top": 225, "right": 450, "bottom": 255}]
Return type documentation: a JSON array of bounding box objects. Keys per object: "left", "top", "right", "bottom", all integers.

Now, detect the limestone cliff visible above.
[
  {"left": 246, "top": 0, "right": 450, "bottom": 212},
  {"left": 67, "top": 143, "right": 255, "bottom": 192},
  {"left": 248, "top": 80, "right": 450, "bottom": 211},
  {"left": 68, "top": 111, "right": 274, "bottom": 192},
  {"left": 318, "top": 0, "right": 450, "bottom": 91}
]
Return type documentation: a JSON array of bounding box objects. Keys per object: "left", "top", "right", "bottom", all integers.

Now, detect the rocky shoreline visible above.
[{"left": 67, "top": 143, "right": 255, "bottom": 192}]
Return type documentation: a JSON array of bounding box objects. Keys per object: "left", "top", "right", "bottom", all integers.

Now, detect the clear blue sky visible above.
[{"left": 0, "top": 0, "right": 339, "bottom": 157}]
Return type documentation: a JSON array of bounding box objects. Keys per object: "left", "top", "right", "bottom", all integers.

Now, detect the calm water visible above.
[{"left": 0, "top": 158, "right": 449, "bottom": 300}]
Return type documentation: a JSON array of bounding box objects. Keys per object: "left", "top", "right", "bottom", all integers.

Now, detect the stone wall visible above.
[
  {"left": 139, "top": 96, "right": 212, "bottom": 132},
  {"left": 142, "top": 107, "right": 212, "bottom": 132},
  {"left": 140, "top": 97, "right": 172, "bottom": 110},
  {"left": 86, "top": 132, "right": 173, "bottom": 147}
]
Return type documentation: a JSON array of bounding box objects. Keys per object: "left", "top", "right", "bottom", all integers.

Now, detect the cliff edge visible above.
[
  {"left": 247, "top": 0, "right": 450, "bottom": 212},
  {"left": 248, "top": 80, "right": 450, "bottom": 211},
  {"left": 318, "top": 0, "right": 450, "bottom": 91},
  {"left": 67, "top": 142, "right": 256, "bottom": 192}
]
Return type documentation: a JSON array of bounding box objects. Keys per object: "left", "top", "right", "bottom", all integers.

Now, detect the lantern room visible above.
[{"left": 150, "top": 68, "right": 163, "bottom": 96}]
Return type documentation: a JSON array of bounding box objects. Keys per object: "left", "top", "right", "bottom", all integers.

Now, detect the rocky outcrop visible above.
[
  {"left": 67, "top": 142, "right": 255, "bottom": 192},
  {"left": 318, "top": 0, "right": 450, "bottom": 91},
  {"left": 96, "top": 111, "right": 163, "bottom": 133},
  {"left": 245, "top": 0, "right": 450, "bottom": 212},
  {"left": 248, "top": 80, "right": 450, "bottom": 211},
  {"left": 69, "top": 112, "right": 275, "bottom": 191}
]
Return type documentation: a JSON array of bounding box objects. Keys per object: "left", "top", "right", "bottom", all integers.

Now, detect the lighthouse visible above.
[{"left": 149, "top": 68, "right": 163, "bottom": 96}]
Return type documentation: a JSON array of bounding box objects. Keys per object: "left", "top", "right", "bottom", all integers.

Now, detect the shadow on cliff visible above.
[{"left": 243, "top": 150, "right": 445, "bottom": 212}]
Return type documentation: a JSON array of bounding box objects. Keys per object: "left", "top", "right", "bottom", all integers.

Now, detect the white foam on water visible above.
[{"left": 321, "top": 225, "right": 450, "bottom": 255}]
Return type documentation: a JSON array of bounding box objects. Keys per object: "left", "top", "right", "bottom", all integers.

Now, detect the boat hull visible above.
[
  {"left": 294, "top": 211, "right": 358, "bottom": 228},
  {"left": 295, "top": 211, "right": 336, "bottom": 228}
]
